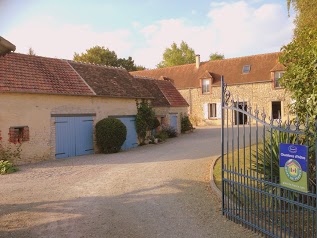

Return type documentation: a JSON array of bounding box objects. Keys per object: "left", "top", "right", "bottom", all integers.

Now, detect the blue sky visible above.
[{"left": 1, "top": 0, "right": 295, "bottom": 68}]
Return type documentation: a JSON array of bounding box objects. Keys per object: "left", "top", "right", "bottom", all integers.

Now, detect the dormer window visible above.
[
  {"left": 202, "top": 79, "right": 210, "bottom": 94},
  {"left": 242, "top": 65, "right": 251, "bottom": 74},
  {"left": 274, "top": 71, "right": 284, "bottom": 88}
]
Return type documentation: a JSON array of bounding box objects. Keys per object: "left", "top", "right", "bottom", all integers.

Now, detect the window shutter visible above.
[
  {"left": 203, "top": 103, "right": 208, "bottom": 119},
  {"left": 216, "top": 103, "right": 222, "bottom": 118}
]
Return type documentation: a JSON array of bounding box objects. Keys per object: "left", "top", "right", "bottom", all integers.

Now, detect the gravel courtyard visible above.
[{"left": 0, "top": 127, "right": 258, "bottom": 238}]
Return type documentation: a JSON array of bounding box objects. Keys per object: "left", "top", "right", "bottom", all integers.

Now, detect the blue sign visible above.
[{"left": 279, "top": 143, "right": 308, "bottom": 193}]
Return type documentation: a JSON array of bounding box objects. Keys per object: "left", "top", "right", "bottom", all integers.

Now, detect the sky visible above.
[{"left": 0, "top": 0, "right": 295, "bottom": 69}]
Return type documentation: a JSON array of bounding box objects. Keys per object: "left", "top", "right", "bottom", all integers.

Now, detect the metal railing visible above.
[{"left": 221, "top": 77, "right": 317, "bottom": 237}]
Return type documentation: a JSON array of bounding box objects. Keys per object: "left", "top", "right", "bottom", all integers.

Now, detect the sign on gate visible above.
[{"left": 279, "top": 143, "right": 308, "bottom": 193}]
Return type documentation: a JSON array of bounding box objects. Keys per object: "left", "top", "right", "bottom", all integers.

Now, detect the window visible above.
[
  {"left": 274, "top": 71, "right": 284, "bottom": 88},
  {"left": 209, "top": 103, "right": 217, "bottom": 118},
  {"left": 272, "top": 101, "right": 281, "bottom": 119},
  {"left": 202, "top": 79, "right": 210, "bottom": 94},
  {"left": 242, "top": 65, "right": 251, "bottom": 73},
  {"left": 9, "top": 126, "right": 29, "bottom": 143}
]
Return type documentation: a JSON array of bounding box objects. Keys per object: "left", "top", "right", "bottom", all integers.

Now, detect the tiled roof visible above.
[
  {"left": 0, "top": 53, "right": 94, "bottom": 95},
  {"left": 68, "top": 61, "right": 153, "bottom": 99},
  {"left": 131, "top": 52, "right": 282, "bottom": 89},
  {"left": 134, "top": 76, "right": 188, "bottom": 107}
]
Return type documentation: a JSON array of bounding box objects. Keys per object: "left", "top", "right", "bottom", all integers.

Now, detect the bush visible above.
[
  {"left": 151, "top": 117, "right": 160, "bottom": 130},
  {"left": 0, "top": 130, "right": 20, "bottom": 174},
  {"left": 155, "top": 131, "right": 168, "bottom": 142},
  {"left": 161, "top": 125, "right": 177, "bottom": 138},
  {"left": 96, "top": 118, "right": 127, "bottom": 153},
  {"left": 135, "top": 100, "right": 156, "bottom": 144},
  {"left": 181, "top": 115, "right": 194, "bottom": 133},
  {"left": 0, "top": 160, "right": 18, "bottom": 175}
]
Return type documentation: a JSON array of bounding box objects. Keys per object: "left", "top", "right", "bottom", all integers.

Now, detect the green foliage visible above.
[
  {"left": 280, "top": 28, "right": 317, "bottom": 124},
  {"left": 135, "top": 100, "right": 156, "bottom": 144},
  {"left": 73, "top": 46, "right": 144, "bottom": 71},
  {"left": 181, "top": 115, "right": 194, "bottom": 133},
  {"left": 157, "top": 41, "right": 196, "bottom": 68},
  {"left": 151, "top": 117, "right": 160, "bottom": 130},
  {"left": 161, "top": 125, "right": 177, "bottom": 138},
  {"left": 0, "top": 160, "right": 18, "bottom": 175},
  {"left": 209, "top": 52, "right": 224, "bottom": 61},
  {"left": 252, "top": 130, "right": 297, "bottom": 184},
  {"left": 28, "top": 47, "right": 36, "bottom": 56},
  {"left": 95, "top": 118, "right": 127, "bottom": 153},
  {"left": 280, "top": 0, "right": 317, "bottom": 125},
  {"left": 155, "top": 131, "right": 168, "bottom": 142},
  {"left": 0, "top": 131, "right": 20, "bottom": 174}
]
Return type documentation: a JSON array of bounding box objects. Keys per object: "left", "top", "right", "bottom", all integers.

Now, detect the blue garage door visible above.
[
  {"left": 55, "top": 116, "right": 94, "bottom": 159},
  {"left": 117, "top": 116, "right": 138, "bottom": 150},
  {"left": 170, "top": 114, "right": 178, "bottom": 131}
]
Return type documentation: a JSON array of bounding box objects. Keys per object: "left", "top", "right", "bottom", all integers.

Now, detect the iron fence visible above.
[{"left": 221, "top": 77, "right": 317, "bottom": 237}]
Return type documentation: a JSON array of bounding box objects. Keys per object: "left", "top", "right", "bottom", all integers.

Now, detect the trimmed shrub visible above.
[
  {"left": 181, "top": 115, "right": 194, "bottom": 133},
  {"left": 96, "top": 118, "right": 127, "bottom": 153}
]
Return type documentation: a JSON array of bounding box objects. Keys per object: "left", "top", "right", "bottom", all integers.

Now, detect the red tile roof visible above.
[
  {"left": 0, "top": 53, "right": 94, "bottom": 95},
  {"left": 131, "top": 52, "right": 283, "bottom": 89},
  {"left": 134, "top": 76, "right": 188, "bottom": 107},
  {"left": 68, "top": 61, "right": 153, "bottom": 99}
]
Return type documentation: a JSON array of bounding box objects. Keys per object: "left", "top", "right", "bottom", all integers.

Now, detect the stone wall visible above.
[
  {"left": 153, "top": 106, "right": 188, "bottom": 134},
  {"left": 0, "top": 93, "right": 137, "bottom": 165},
  {"left": 179, "top": 82, "right": 291, "bottom": 126}
]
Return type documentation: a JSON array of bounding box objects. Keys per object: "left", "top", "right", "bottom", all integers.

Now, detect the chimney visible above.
[{"left": 195, "top": 54, "right": 200, "bottom": 69}]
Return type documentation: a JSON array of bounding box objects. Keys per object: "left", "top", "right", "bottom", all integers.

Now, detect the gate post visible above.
[{"left": 221, "top": 75, "right": 225, "bottom": 215}]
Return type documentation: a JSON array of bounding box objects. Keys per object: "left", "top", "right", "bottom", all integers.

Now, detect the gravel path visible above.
[{"left": 0, "top": 127, "right": 258, "bottom": 238}]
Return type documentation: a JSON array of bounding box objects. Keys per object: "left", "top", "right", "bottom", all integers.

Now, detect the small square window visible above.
[
  {"left": 242, "top": 65, "right": 251, "bottom": 73},
  {"left": 202, "top": 79, "right": 210, "bottom": 94},
  {"left": 9, "top": 126, "right": 29, "bottom": 143}
]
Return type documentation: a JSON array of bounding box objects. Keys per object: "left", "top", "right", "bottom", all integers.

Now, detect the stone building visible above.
[
  {"left": 0, "top": 53, "right": 188, "bottom": 164},
  {"left": 131, "top": 52, "right": 288, "bottom": 126}
]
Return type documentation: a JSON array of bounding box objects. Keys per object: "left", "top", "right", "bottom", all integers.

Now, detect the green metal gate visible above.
[{"left": 220, "top": 77, "right": 317, "bottom": 237}]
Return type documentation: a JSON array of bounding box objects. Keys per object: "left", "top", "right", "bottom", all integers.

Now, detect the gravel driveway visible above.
[{"left": 0, "top": 127, "right": 258, "bottom": 238}]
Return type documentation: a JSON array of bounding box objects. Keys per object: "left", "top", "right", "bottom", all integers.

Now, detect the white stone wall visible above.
[{"left": 0, "top": 92, "right": 137, "bottom": 164}]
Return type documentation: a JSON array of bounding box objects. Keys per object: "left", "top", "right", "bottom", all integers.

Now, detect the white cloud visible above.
[
  {"left": 135, "top": 1, "right": 294, "bottom": 68},
  {"left": 5, "top": 16, "right": 132, "bottom": 60},
  {"left": 4, "top": 1, "right": 294, "bottom": 69}
]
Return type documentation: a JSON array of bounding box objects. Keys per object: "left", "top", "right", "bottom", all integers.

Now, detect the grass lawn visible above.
[{"left": 213, "top": 144, "right": 258, "bottom": 190}]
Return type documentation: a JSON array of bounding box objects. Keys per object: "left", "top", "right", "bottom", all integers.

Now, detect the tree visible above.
[
  {"left": 279, "top": 0, "right": 317, "bottom": 125},
  {"left": 117, "top": 57, "right": 137, "bottom": 71},
  {"left": 157, "top": 41, "right": 196, "bottom": 68},
  {"left": 28, "top": 47, "right": 36, "bottom": 56},
  {"left": 209, "top": 52, "right": 224, "bottom": 61},
  {"left": 73, "top": 46, "right": 118, "bottom": 66},
  {"left": 73, "top": 46, "right": 145, "bottom": 72}
]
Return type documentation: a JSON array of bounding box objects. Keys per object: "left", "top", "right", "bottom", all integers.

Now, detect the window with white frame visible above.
[
  {"left": 209, "top": 103, "right": 217, "bottom": 118},
  {"left": 202, "top": 79, "right": 210, "bottom": 94},
  {"left": 274, "top": 71, "right": 284, "bottom": 88},
  {"left": 204, "top": 103, "right": 221, "bottom": 119},
  {"left": 242, "top": 65, "right": 251, "bottom": 73}
]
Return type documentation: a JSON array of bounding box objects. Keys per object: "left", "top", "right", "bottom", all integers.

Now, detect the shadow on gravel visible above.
[
  {"left": 0, "top": 178, "right": 223, "bottom": 238},
  {"left": 16, "top": 128, "right": 222, "bottom": 171}
]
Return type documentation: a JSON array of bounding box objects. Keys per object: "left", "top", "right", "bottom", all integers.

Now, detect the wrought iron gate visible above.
[{"left": 220, "top": 77, "right": 317, "bottom": 237}]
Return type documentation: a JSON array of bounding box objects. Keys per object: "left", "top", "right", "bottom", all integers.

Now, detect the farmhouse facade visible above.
[
  {"left": 0, "top": 53, "right": 188, "bottom": 165},
  {"left": 131, "top": 52, "right": 289, "bottom": 126}
]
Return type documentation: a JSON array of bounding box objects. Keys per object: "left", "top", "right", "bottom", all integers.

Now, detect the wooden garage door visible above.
[
  {"left": 55, "top": 116, "right": 94, "bottom": 159},
  {"left": 170, "top": 114, "right": 178, "bottom": 131},
  {"left": 116, "top": 116, "right": 138, "bottom": 150}
]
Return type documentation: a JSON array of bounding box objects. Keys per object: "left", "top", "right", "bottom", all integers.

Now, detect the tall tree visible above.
[
  {"left": 73, "top": 46, "right": 144, "bottom": 71},
  {"left": 279, "top": 0, "right": 317, "bottom": 125},
  {"left": 157, "top": 41, "right": 196, "bottom": 68},
  {"left": 209, "top": 52, "right": 224, "bottom": 61}
]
